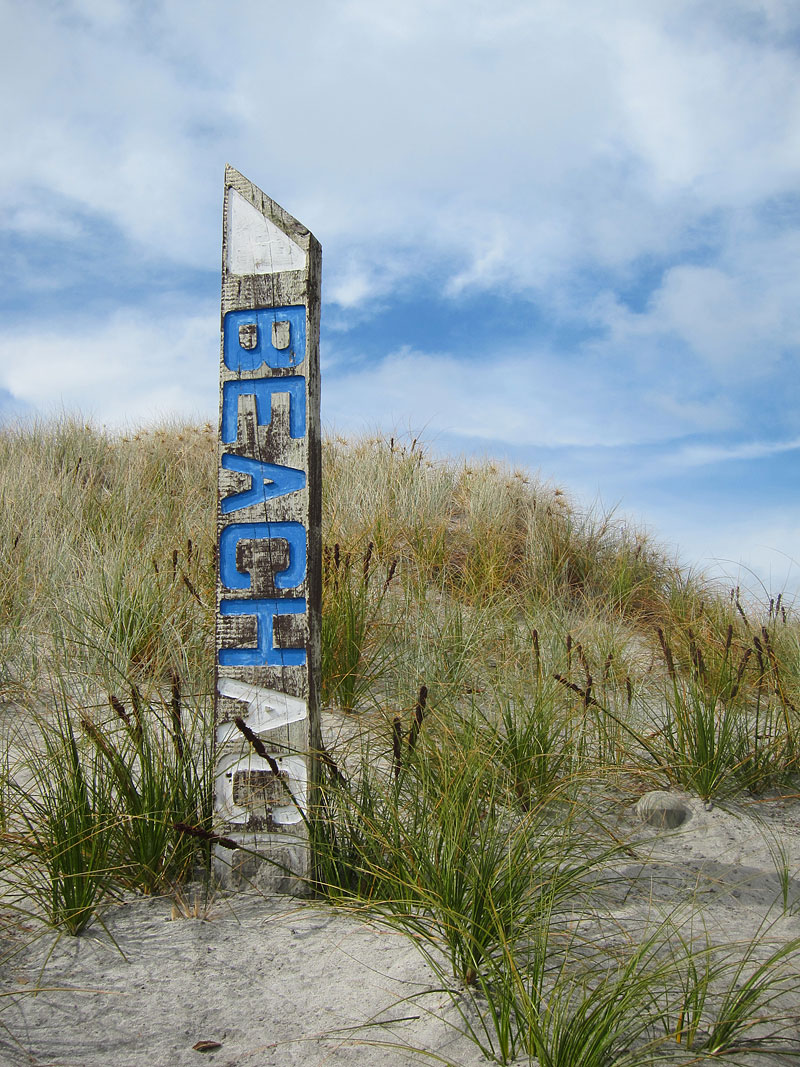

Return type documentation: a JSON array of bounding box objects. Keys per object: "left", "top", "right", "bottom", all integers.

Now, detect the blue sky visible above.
[{"left": 3, "top": 0, "right": 800, "bottom": 597}]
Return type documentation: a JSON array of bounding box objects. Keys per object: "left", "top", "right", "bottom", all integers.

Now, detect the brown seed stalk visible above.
[
  {"left": 173, "top": 822, "right": 239, "bottom": 851},
  {"left": 233, "top": 718, "right": 280, "bottom": 776},
  {"left": 553, "top": 673, "right": 601, "bottom": 709},
  {"left": 109, "top": 694, "right": 130, "bottom": 727},
  {"left": 656, "top": 627, "right": 676, "bottom": 680},
  {"left": 408, "top": 685, "right": 428, "bottom": 751},
  {"left": 392, "top": 716, "right": 404, "bottom": 781},
  {"left": 170, "top": 671, "right": 184, "bottom": 760},
  {"left": 383, "top": 559, "right": 398, "bottom": 593},
  {"left": 363, "top": 541, "right": 374, "bottom": 582}
]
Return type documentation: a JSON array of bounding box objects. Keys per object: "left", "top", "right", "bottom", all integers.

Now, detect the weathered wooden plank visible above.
[{"left": 214, "top": 165, "right": 322, "bottom": 893}]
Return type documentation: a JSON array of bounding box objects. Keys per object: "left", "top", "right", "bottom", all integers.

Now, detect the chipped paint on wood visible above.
[
  {"left": 227, "top": 188, "right": 307, "bottom": 275},
  {"left": 214, "top": 165, "right": 321, "bottom": 892}
]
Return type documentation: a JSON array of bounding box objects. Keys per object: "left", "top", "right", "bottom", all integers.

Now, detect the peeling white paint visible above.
[
  {"left": 216, "top": 749, "right": 307, "bottom": 827},
  {"left": 270, "top": 756, "right": 307, "bottom": 824},
  {"left": 216, "top": 679, "right": 307, "bottom": 743},
  {"left": 226, "top": 189, "right": 306, "bottom": 275}
]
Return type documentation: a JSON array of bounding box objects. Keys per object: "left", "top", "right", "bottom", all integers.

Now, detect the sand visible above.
[
  {"left": 2, "top": 792, "right": 800, "bottom": 1066},
  {"left": 1, "top": 892, "right": 480, "bottom": 1067}
]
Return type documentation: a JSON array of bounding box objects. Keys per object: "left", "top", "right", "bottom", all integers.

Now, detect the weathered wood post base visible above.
[{"left": 213, "top": 166, "right": 321, "bottom": 895}]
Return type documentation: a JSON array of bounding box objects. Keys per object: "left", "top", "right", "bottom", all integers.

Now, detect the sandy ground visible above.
[
  {"left": 2, "top": 792, "right": 800, "bottom": 1067},
  {"left": 0, "top": 892, "right": 480, "bottom": 1067}
]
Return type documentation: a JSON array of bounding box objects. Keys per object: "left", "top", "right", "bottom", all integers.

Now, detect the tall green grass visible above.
[
  {"left": 313, "top": 704, "right": 800, "bottom": 1064},
  {"left": 321, "top": 541, "right": 398, "bottom": 712},
  {"left": 2, "top": 684, "right": 212, "bottom": 933},
  {"left": 4, "top": 714, "right": 113, "bottom": 934},
  {"left": 0, "top": 419, "right": 799, "bottom": 1062}
]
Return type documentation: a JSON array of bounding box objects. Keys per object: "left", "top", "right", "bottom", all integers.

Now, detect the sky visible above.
[{"left": 2, "top": 0, "right": 800, "bottom": 599}]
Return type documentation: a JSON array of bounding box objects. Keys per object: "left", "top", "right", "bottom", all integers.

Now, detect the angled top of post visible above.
[{"left": 223, "top": 165, "right": 316, "bottom": 277}]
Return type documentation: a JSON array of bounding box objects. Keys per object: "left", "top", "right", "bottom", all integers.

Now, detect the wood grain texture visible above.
[{"left": 214, "top": 165, "right": 322, "bottom": 893}]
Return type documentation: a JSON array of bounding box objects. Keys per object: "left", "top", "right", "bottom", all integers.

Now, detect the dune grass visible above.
[{"left": 0, "top": 419, "right": 799, "bottom": 1063}]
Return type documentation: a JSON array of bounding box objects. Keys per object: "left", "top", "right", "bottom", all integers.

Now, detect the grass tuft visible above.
[{"left": 1, "top": 419, "right": 799, "bottom": 1060}]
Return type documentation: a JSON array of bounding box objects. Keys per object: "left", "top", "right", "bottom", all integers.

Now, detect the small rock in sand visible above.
[{"left": 635, "top": 791, "right": 692, "bottom": 829}]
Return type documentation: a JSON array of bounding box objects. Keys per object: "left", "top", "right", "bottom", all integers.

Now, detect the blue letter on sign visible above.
[
  {"left": 221, "top": 376, "right": 306, "bottom": 442},
  {"left": 219, "top": 522, "right": 306, "bottom": 591},
  {"left": 219, "top": 597, "right": 306, "bottom": 666},
  {"left": 224, "top": 306, "right": 306, "bottom": 371},
  {"left": 221, "top": 454, "right": 306, "bottom": 514}
]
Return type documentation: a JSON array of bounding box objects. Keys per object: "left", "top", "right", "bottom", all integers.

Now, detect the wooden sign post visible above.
[{"left": 214, "top": 166, "right": 321, "bottom": 892}]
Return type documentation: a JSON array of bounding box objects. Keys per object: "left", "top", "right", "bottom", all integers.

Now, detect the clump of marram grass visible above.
[
  {"left": 2, "top": 702, "right": 115, "bottom": 935},
  {"left": 1, "top": 679, "right": 213, "bottom": 933},
  {"left": 321, "top": 540, "right": 399, "bottom": 712},
  {"left": 313, "top": 698, "right": 800, "bottom": 1065},
  {"left": 0, "top": 416, "right": 216, "bottom": 698},
  {"left": 323, "top": 432, "right": 681, "bottom": 618},
  {"left": 1, "top": 419, "right": 800, "bottom": 1061}
]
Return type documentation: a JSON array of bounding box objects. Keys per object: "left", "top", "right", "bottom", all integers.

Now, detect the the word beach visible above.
[{"left": 214, "top": 166, "right": 322, "bottom": 890}]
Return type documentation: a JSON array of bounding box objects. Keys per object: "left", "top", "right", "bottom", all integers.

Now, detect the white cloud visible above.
[
  {"left": 610, "top": 12, "right": 800, "bottom": 202},
  {"left": 594, "top": 222, "right": 800, "bottom": 381},
  {"left": 0, "top": 308, "right": 218, "bottom": 427},
  {"left": 643, "top": 503, "right": 800, "bottom": 601},
  {"left": 5, "top": 199, "right": 84, "bottom": 240},
  {"left": 3, "top": 0, "right": 800, "bottom": 592},
  {"left": 4, "top": 0, "right": 800, "bottom": 304},
  {"left": 328, "top": 271, "right": 376, "bottom": 310},
  {"left": 667, "top": 437, "right": 800, "bottom": 468},
  {"left": 321, "top": 343, "right": 709, "bottom": 450}
]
